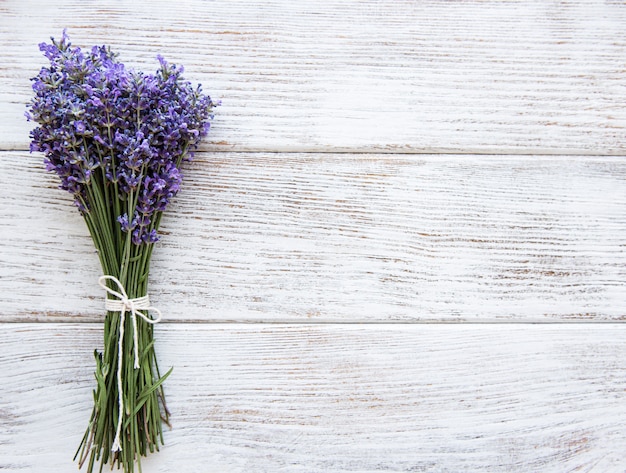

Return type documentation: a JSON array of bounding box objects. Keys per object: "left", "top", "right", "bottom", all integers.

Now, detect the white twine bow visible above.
[{"left": 98, "top": 275, "right": 162, "bottom": 453}]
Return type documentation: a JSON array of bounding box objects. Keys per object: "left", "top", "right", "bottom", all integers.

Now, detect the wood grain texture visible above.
[
  {"left": 2, "top": 151, "right": 624, "bottom": 322},
  {"left": 3, "top": 2, "right": 626, "bottom": 472},
  {"left": 1, "top": 323, "right": 626, "bottom": 472},
  {"left": 3, "top": 0, "right": 626, "bottom": 153}
]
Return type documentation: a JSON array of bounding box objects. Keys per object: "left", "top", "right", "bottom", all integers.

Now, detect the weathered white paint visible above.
[
  {"left": 2, "top": 324, "right": 626, "bottom": 472},
  {"left": 3, "top": 0, "right": 626, "bottom": 153},
  {"left": 2, "top": 0, "right": 626, "bottom": 471},
  {"left": 2, "top": 152, "right": 625, "bottom": 322}
]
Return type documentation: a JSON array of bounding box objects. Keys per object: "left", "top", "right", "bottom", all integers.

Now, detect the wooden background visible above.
[{"left": 1, "top": 1, "right": 626, "bottom": 471}]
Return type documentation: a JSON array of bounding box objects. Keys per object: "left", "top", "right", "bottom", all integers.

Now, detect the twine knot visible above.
[{"left": 98, "top": 275, "right": 162, "bottom": 453}]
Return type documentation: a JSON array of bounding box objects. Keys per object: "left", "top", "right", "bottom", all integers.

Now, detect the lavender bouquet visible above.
[{"left": 26, "top": 32, "right": 217, "bottom": 472}]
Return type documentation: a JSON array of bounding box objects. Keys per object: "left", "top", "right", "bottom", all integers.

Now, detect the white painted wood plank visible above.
[
  {"left": 4, "top": 0, "right": 626, "bottom": 153},
  {"left": 2, "top": 151, "right": 624, "bottom": 322},
  {"left": 1, "top": 323, "right": 626, "bottom": 472}
]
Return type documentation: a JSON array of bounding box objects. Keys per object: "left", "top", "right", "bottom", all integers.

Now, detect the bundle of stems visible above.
[
  {"left": 26, "top": 31, "right": 217, "bottom": 473},
  {"left": 73, "top": 166, "right": 172, "bottom": 473}
]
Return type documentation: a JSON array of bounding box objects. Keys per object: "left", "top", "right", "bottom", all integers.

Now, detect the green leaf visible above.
[{"left": 124, "top": 367, "right": 173, "bottom": 428}]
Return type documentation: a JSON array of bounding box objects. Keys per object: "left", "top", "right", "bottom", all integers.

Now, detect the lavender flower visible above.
[
  {"left": 27, "top": 30, "right": 217, "bottom": 244},
  {"left": 26, "top": 31, "right": 218, "bottom": 473}
]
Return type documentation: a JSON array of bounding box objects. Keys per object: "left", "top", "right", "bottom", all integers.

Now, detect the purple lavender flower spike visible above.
[{"left": 27, "top": 31, "right": 218, "bottom": 242}]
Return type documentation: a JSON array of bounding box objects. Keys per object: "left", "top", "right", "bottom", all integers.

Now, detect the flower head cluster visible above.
[{"left": 27, "top": 31, "right": 217, "bottom": 244}]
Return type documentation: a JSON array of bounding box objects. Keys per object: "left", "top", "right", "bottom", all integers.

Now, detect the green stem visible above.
[{"left": 76, "top": 186, "right": 169, "bottom": 473}]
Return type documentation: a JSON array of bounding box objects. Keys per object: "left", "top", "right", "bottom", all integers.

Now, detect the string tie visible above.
[{"left": 98, "top": 275, "right": 162, "bottom": 453}]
